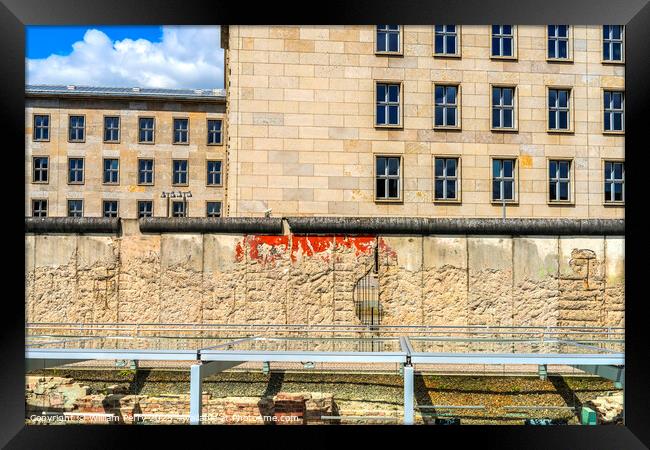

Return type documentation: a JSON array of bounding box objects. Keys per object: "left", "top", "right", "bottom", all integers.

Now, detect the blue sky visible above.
[{"left": 26, "top": 26, "right": 224, "bottom": 89}]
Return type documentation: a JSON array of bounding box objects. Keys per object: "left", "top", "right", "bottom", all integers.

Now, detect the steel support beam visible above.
[
  {"left": 26, "top": 359, "right": 90, "bottom": 371},
  {"left": 189, "top": 361, "right": 244, "bottom": 425},
  {"left": 572, "top": 365, "right": 625, "bottom": 389},
  {"left": 403, "top": 365, "right": 414, "bottom": 425}
]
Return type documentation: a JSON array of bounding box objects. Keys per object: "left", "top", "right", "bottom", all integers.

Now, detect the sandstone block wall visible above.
[
  {"left": 25, "top": 223, "right": 624, "bottom": 328},
  {"left": 225, "top": 25, "right": 624, "bottom": 219}
]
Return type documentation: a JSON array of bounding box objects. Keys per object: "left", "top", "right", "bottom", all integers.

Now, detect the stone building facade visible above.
[
  {"left": 223, "top": 25, "right": 625, "bottom": 218},
  {"left": 25, "top": 86, "right": 227, "bottom": 219}
]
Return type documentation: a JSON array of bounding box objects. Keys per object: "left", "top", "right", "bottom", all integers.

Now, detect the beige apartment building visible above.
[
  {"left": 25, "top": 86, "right": 227, "bottom": 219},
  {"left": 223, "top": 25, "right": 625, "bottom": 218},
  {"left": 26, "top": 25, "right": 625, "bottom": 220}
]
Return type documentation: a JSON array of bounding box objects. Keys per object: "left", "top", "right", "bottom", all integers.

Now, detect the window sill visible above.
[
  {"left": 547, "top": 201, "right": 575, "bottom": 206},
  {"left": 207, "top": 143, "right": 224, "bottom": 146},
  {"left": 490, "top": 56, "right": 517, "bottom": 61},
  {"left": 601, "top": 59, "right": 625, "bottom": 65},
  {"left": 374, "top": 199, "right": 403, "bottom": 204},
  {"left": 375, "top": 51, "right": 403, "bottom": 57},
  {"left": 206, "top": 184, "right": 224, "bottom": 188},
  {"left": 173, "top": 142, "right": 190, "bottom": 146},
  {"left": 67, "top": 182, "right": 85, "bottom": 186},
  {"left": 32, "top": 139, "right": 50, "bottom": 143},
  {"left": 375, "top": 124, "right": 403, "bottom": 130},
  {"left": 433, "top": 53, "right": 461, "bottom": 58},
  {"left": 434, "top": 199, "right": 462, "bottom": 204},
  {"left": 490, "top": 200, "right": 519, "bottom": 206},
  {"left": 103, "top": 140, "right": 120, "bottom": 144},
  {"left": 603, "top": 130, "right": 625, "bottom": 136},
  {"left": 137, "top": 183, "right": 155, "bottom": 187},
  {"left": 603, "top": 201, "right": 625, "bottom": 207},
  {"left": 138, "top": 141, "right": 156, "bottom": 145},
  {"left": 31, "top": 181, "right": 49, "bottom": 185},
  {"left": 68, "top": 140, "right": 86, "bottom": 144},
  {"left": 491, "top": 127, "right": 519, "bottom": 133},
  {"left": 433, "top": 126, "right": 462, "bottom": 131},
  {"left": 103, "top": 183, "right": 121, "bottom": 186},
  {"left": 546, "top": 129, "right": 574, "bottom": 134},
  {"left": 546, "top": 58, "right": 574, "bottom": 63}
]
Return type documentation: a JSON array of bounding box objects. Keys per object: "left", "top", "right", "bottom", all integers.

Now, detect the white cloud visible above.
[{"left": 26, "top": 26, "right": 223, "bottom": 89}]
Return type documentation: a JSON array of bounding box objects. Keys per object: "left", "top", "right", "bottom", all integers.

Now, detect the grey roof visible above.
[{"left": 25, "top": 84, "right": 225, "bottom": 101}]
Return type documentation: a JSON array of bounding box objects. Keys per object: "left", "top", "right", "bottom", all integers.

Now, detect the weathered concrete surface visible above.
[{"left": 26, "top": 232, "right": 624, "bottom": 328}]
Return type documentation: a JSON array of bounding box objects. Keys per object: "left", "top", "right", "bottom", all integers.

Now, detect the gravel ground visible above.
[{"left": 33, "top": 368, "right": 620, "bottom": 425}]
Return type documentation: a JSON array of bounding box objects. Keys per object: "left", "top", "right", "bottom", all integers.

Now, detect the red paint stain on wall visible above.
[
  {"left": 235, "top": 235, "right": 387, "bottom": 264},
  {"left": 378, "top": 237, "right": 397, "bottom": 259}
]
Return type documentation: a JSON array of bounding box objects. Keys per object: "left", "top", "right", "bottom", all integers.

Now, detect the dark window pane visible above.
[
  {"left": 376, "top": 179, "right": 385, "bottom": 198},
  {"left": 446, "top": 180, "right": 456, "bottom": 199},
  {"left": 604, "top": 91, "right": 611, "bottom": 107},
  {"left": 492, "top": 37, "right": 500, "bottom": 55},
  {"left": 492, "top": 109, "right": 500, "bottom": 128},
  {"left": 548, "top": 42, "right": 555, "bottom": 59},
  {"left": 558, "top": 90, "right": 568, "bottom": 107},
  {"left": 446, "top": 35, "right": 455, "bottom": 53},
  {"left": 614, "top": 184, "right": 623, "bottom": 201},
  {"left": 377, "top": 105, "right": 385, "bottom": 124},
  {"left": 435, "top": 25, "right": 444, "bottom": 33},
  {"left": 559, "top": 111, "right": 568, "bottom": 129},
  {"left": 388, "top": 105, "right": 399, "bottom": 124},
  {"left": 435, "top": 180, "right": 444, "bottom": 199},
  {"left": 604, "top": 162, "right": 612, "bottom": 178},
  {"left": 504, "top": 181, "right": 513, "bottom": 200},
  {"left": 549, "top": 182, "right": 556, "bottom": 201},
  {"left": 504, "top": 109, "right": 513, "bottom": 128},
  {"left": 377, "top": 84, "right": 386, "bottom": 100},
  {"left": 492, "top": 88, "right": 500, "bottom": 106},
  {"left": 388, "top": 158, "right": 399, "bottom": 175},
  {"left": 549, "top": 89, "right": 557, "bottom": 105},
  {"left": 504, "top": 88, "right": 513, "bottom": 105},
  {"left": 388, "top": 32, "right": 399, "bottom": 51},
  {"left": 493, "top": 160, "right": 501, "bottom": 178},
  {"left": 549, "top": 111, "right": 556, "bottom": 129},
  {"left": 435, "top": 159, "right": 444, "bottom": 177},
  {"left": 377, "top": 158, "right": 386, "bottom": 175},
  {"left": 612, "top": 25, "right": 622, "bottom": 39},
  {"left": 492, "top": 25, "right": 500, "bottom": 34},
  {"left": 559, "top": 41, "right": 567, "bottom": 58},
  {"left": 503, "top": 25, "right": 512, "bottom": 34},
  {"left": 559, "top": 161, "right": 569, "bottom": 178},
  {"left": 435, "top": 35, "right": 444, "bottom": 53},
  {"left": 503, "top": 160, "right": 513, "bottom": 177},
  {"left": 605, "top": 182, "right": 612, "bottom": 199},
  {"left": 446, "top": 107, "right": 456, "bottom": 126},
  {"left": 614, "top": 163, "right": 623, "bottom": 179},
  {"left": 447, "top": 159, "right": 457, "bottom": 176},
  {"left": 388, "top": 179, "right": 399, "bottom": 198},
  {"left": 446, "top": 86, "right": 456, "bottom": 104},
  {"left": 388, "top": 85, "right": 399, "bottom": 102},
  {"left": 435, "top": 106, "right": 444, "bottom": 126},
  {"left": 604, "top": 113, "right": 611, "bottom": 131},
  {"left": 435, "top": 86, "right": 444, "bottom": 103},
  {"left": 603, "top": 42, "right": 610, "bottom": 60},
  {"left": 613, "top": 113, "right": 622, "bottom": 130},
  {"left": 613, "top": 43, "right": 621, "bottom": 60},
  {"left": 503, "top": 37, "right": 512, "bottom": 55},
  {"left": 377, "top": 33, "right": 386, "bottom": 52},
  {"left": 493, "top": 181, "right": 501, "bottom": 200},
  {"left": 613, "top": 92, "right": 622, "bottom": 109},
  {"left": 559, "top": 182, "right": 569, "bottom": 200},
  {"left": 549, "top": 161, "right": 557, "bottom": 176},
  {"left": 558, "top": 25, "right": 568, "bottom": 37}
]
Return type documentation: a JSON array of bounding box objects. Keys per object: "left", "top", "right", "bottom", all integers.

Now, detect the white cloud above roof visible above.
[{"left": 26, "top": 26, "right": 223, "bottom": 89}]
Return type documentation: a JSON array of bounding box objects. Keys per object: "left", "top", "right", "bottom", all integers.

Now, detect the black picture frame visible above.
[{"left": 2, "top": 0, "right": 649, "bottom": 447}]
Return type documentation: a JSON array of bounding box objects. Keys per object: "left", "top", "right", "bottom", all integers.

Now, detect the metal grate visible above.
[{"left": 353, "top": 244, "right": 382, "bottom": 330}]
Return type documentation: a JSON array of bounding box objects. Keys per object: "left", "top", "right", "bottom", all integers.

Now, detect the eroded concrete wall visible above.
[{"left": 25, "top": 229, "right": 624, "bottom": 327}]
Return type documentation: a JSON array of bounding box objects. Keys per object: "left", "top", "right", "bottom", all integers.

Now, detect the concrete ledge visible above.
[
  {"left": 139, "top": 217, "right": 284, "bottom": 234},
  {"left": 286, "top": 217, "right": 625, "bottom": 236},
  {"left": 25, "top": 217, "right": 120, "bottom": 234}
]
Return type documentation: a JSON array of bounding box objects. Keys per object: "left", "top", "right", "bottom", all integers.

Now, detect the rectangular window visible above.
[
  {"left": 207, "top": 119, "right": 223, "bottom": 145},
  {"left": 375, "top": 156, "right": 401, "bottom": 201},
  {"left": 604, "top": 91, "right": 624, "bottom": 132},
  {"left": 67, "top": 199, "right": 83, "bottom": 217},
  {"left": 103, "top": 158, "right": 120, "bottom": 184},
  {"left": 173, "top": 159, "right": 188, "bottom": 185},
  {"left": 68, "top": 158, "right": 84, "bottom": 184},
  {"left": 548, "top": 25, "right": 570, "bottom": 59},
  {"left": 548, "top": 88, "right": 571, "bottom": 131},
  {"left": 549, "top": 160, "right": 572, "bottom": 202},
  {"left": 491, "top": 25, "right": 514, "bottom": 57},
  {"left": 68, "top": 115, "right": 85, "bottom": 142},
  {"left": 206, "top": 201, "right": 222, "bottom": 218},
  {"left": 492, "top": 86, "right": 515, "bottom": 129},
  {"left": 32, "top": 157, "right": 49, "bottom": 183},
  {"left": 139, "top": 117, "right": 155, "bottom": 143},
  {"left": 207, "top": 160, "right": 223, "bottom": 186},
  {"left": 103, "top": 200, "right": 119, "bottom": 218},
  {"left": 604, "top": 161, "right": 625, "bottom": 203},
  {"left": 376, "top": 25, "right": 400, "bottom": 53},
  {"left": 434, "top": 25, "right": 458, "bottom": 56},
  {"left": 434, "top": 85, "right": 459, "bottom": 128},
  {"left": 32, "top": 199, "right": 48, "bottom": 217},
  {"left": 376, "top": 83, "right": 401, "bottom": 126},
  {"left": 492, "top": 159, "right": 516, "bottom": 202},
  {"left": 138, "top": 200, "right": 153, "bottom": 218},
  {"left": 434, "top": 158, "right": 459, "bottom": 201},
  {"left": 33, "top": 115, "right": 50, "bottom": 141},
  {"left": 173, "top": 118, "right": 189, "bottom": 144},
  {"left": 104, "top": 116, "right": 120, "bottom": 142},
  {"left": 603, "top": 25, "right": 624, "bottom": 62},
  {"left": 138, "top": 159, "right": 154, "bottom": 185},
  {"left": 172, "top": 200, "right": 187, "bottom": 217}
]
